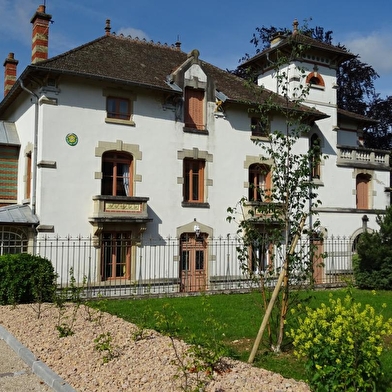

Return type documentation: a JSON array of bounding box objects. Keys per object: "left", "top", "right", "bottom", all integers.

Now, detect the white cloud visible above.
[
  {"left": 343, "top": 31, "right": 392, "bottom": 75},
  {"left": 116, "top": 27, "right": 150, "bottom": 41}
]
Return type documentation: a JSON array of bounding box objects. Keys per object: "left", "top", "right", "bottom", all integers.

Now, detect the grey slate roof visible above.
[
  {"left": 0, "top": 122, "right": 20, "bottom": 146},
  {"left": 0, "top": 204, "right": 39, "bottom": 225}
]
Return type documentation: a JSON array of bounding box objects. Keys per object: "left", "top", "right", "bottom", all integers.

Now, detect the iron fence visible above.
[{"left": 16, "top": 234, "right": 358, "bottom": 298}]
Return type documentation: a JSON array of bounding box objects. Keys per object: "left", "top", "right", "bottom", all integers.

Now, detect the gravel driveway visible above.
[{"left": 0, "top": 303, "right": 310, "bottom": 391}]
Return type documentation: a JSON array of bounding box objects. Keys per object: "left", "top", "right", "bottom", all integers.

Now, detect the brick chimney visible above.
[
  {"left": 30, "top": 4, "right": 52, "bottom": 64},
  {"left": 3, "top": 52, "right": 18, "bottom": 96}
]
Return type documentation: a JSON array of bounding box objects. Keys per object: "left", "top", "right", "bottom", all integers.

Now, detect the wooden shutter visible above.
[
  {"left": 185, "top": 88, "right": 204, "bottom": 130},
  {"left": 0, "top": 146, "right": 19, "bottom": 204},
  {"left": 356, "top": 174, "right": 369, "bottom": 209}
]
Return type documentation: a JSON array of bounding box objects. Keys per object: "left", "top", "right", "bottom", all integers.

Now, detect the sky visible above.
[{"left": 0, "top": 0, "right": 392, "bottom": 98}]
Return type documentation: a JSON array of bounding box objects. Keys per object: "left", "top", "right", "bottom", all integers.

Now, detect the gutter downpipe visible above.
[{"left": 20, "top": 80, "right": 39, "bottom": 216}]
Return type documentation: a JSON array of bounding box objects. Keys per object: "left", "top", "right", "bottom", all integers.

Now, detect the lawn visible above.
[{"left": 91, "top": 289, "right": 392, "bottom": 390}]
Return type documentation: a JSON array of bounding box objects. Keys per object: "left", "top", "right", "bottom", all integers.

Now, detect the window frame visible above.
[
  {"left": 101, "top": 151, "right": 133, "bottom": 197},
  {"left": 101, "top": 232, "right": 131, "bottom": 280},
  {"left": 248, "top": 163, "right": 272, "bottom": 202},
  {"left": 250, "top": 117, "right": 269, "bottom": 138},
  {"left": 184, "top": 87, "right": 205, "bottom": 131},
  {"left": 310, "top": 134, "right": 321, "bottom": 180},
  {"left": 183, "top": 158, "right": 205, "bottom": 203},
  {"left": 103, "top": 88, "right": 136, "bottom": 126},
  {"left": 106, "top": 96, "right": 130, "bottom": 120},
  {"left": 356, "top": 173, "right": 371, "bottom": 209}
]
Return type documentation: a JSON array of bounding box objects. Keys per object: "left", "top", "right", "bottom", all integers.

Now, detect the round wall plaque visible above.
[{"left": 66, "top": 133, "right": 78, "bottom": 146}]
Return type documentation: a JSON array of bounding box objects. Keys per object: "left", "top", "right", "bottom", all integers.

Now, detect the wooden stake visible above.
[{"left": 248, "top": 214, "right": 307, "bottom": 363}]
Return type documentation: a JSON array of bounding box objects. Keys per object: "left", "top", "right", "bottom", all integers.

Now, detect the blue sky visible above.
[{"left": 1, "top": 0, "right": 392, "bottom": 98}]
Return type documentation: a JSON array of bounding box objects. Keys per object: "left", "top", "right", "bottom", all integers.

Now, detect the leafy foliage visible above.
[
  {"left": 0, "top": 253, "right": 56, "bottom": 305},
  {"left": 228, "top": 31, "right": 324, "bottom": 353},
  {"left": 288, "top": 288, "right": 392, "bottom": 391},
  {"left": 354, "top": 206, "right": 392, "bottom": 290}
]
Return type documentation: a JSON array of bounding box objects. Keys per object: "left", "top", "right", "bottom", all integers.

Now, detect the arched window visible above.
[
  {"left": 356, "top": 173, "right": 371, "bottom": 209},
  {"left": 306, "top": 72, "right": 325, "bottom": 87},
  {"left": 248, "top": 164, "right": 271, "bottom": 202},
  {"left": 101, "top": 151, "right": 133, "bottom": 196},
  {"left": 0, "top": 227, "right": 28, "bottom": 255},
  {"left": 310, "top": 134, "right": 321, "bottom": 179}
]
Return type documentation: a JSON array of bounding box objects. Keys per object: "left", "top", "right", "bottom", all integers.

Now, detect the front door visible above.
[{"left": 180, "top": 234, "right": 207, "bottom": 292}]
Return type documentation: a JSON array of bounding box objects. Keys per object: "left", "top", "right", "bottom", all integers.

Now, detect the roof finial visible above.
[
  {"left": 175, "top": 35, "right": 181, "bottom": 51},
  {"left": 292, "top": 19, "right": 299, "bottom": 36},
  {"left": 105, "top": 19, "right": 111, "bottom": 36}
]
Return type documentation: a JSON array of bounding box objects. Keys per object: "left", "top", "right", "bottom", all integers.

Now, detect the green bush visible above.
[
  {"left": 353, "top": 205, "right": 392, "bottom": 290},
  {"left": 0, "top": 253, "right": 57, "bottom": 305},
  {"left": 288, "top": 289, "right": 392, "bottom": 391}
]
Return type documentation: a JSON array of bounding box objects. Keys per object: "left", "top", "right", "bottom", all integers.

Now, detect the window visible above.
[
  {"left": 248, "top": 164, "right": 271, "bottom": 202},
  {"left": 251, "top": 117, "right": 268, "bottom": 137},
  {"left": 0, "top": 227, "right": 28, "bottom": 255},
  {"left": 250, "top": 239, "right": 273, "bottom": 275},
  {"left": 183, "top": 158, "right": 205, "bottom": 202},
  {"left": 184, "top": 87, "right": 204, "bottom": 130},
  {"left": 25, "top": 152, "right": 32, "bottom": 199},
  {"left": 306, "top": 72, "right": 325, "bottom": 87},
  {"left": 310, "top": 134, "right": 321, "bottom": 180},
  {"left": 101, "top": 232, "right": 131, "bottom": 280},
  {"left": 107, "top": 97, "right": 130, "bottom": 120},
  {"left": 356, "top": 173, "right": 371, "bottom": 209},
  {"left": 101, "top": 152, "right": 133, "bottom": 196}
]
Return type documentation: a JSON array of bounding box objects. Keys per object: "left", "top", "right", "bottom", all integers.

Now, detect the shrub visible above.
[
  {"left": 288, "top": 289, "right": 392, "bottom": 391},
  {"left": 354, "top": 206, "right": 392, "bottom": 290},
  {"left": 0, "top": 253, "right": 57, "bottom": 305}
]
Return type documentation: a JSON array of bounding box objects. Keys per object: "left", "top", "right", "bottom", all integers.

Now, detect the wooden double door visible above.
[{"left": 180, "top": 234, "right": 207, "bottom": 292}]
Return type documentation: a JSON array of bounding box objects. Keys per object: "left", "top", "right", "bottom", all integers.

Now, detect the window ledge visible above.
[
  {"left": 182, "top": 202, "right": 210, "bottom": 208},
  {"left": 311, "top": 179, "right": 324, "bottom": 186},
  {"left": 251, "top": 135, "right": 269, "bottom": 141},
  {"left": 105, "top": 118, "right": 135, "bottom": 126},
  {"left": 183, "top": 127, "right": 209, "bottom": 135}
]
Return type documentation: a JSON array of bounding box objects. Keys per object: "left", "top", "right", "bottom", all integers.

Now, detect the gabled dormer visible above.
[{"left": 168, "top": 49, "right": 215, "bottom": 134}]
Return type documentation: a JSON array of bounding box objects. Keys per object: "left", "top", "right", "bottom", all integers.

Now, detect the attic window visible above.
[{"left": 306, "top": 72, "right": 325, "bottom": 89}]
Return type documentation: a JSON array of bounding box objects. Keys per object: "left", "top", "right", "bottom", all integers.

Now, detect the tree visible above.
[
  {"left": 233, "top": 22, "right": 392, "bottom": 150},
  {"left": 227, "top": 34, "right": 324, "bottom": 356},
  {"left": 365, "top": 95, "right": 392, "bottom": 150}
]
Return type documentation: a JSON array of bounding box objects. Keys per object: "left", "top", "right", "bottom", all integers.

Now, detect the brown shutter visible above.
[
  {"left": 185, "top": 88, "right": 204, "bottom": 130},
  {"left": 0, "top": 146, "right": 19, "bottom": 204},
  {"left": 356, "top": 175, "right": 369, "bottom": 209}
]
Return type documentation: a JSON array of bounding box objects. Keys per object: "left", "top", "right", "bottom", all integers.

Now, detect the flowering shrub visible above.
[{"left": 288, "top": 290, "right": 392, "bottom": 391}]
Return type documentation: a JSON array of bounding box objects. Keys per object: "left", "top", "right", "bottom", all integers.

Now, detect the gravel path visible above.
[{"left": 0, "top": 303, "right": 310, "bottom": 391}]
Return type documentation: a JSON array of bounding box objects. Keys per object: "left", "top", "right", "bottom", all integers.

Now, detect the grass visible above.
[{"left": 90, "top": 289, "right": 392, "bottom": 389}]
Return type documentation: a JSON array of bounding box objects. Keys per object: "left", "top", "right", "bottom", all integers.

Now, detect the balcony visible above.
[
  {"left": 243, "top": 201, "right": 284, "bottom": 227},
  {"left": 89, "top": 195, "right": 151, "bottom": 224},
  {"left": 336, "top": 145, "right": 390, "bottom": 170}
]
